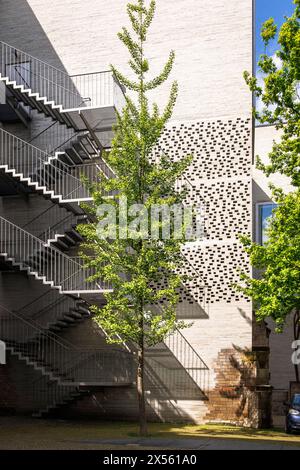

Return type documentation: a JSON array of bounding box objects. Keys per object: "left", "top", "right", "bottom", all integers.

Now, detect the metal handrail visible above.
[
  {"left": 0, "top": 41, "right": 82, "bottom": 109},
  {"left": 0, "top": 303, "right": 134, "bottom": 387},
  {"left": 0, "top": 41, "right": 75, "bottom": 75},
  {"left": 0, "top": 41, "right": 126, "bottom": 112},
  {"left": 70, "top": 160, "right": 114, "bottom": 182},
  {"left": 0, "top": 216, "right": 111, "bottom": 293},
  {"left": 70, "top": 70, "right": 111, "bottom": 78},
  {"left": 18, "top": 291, "right": 82, "bottom": 333},
  {"left": 0, "top": 127, "right": 95, "bottom": 201}
]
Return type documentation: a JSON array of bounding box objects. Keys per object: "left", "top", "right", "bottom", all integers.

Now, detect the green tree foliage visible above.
[
  {"left": 78, "top": 0, "right": 191, "bottom": 435},
  {"left": 238, "top": 190, "right": 300, "bottom": 380},
  {"left": 239, "top": 190, "right": 300, "bottom": 329},
  {"left": 244, "top": 0, "right": 300, "bottom": 187},
  {"left": 241, "top": 1, "right": 300, "bottom": 381}
]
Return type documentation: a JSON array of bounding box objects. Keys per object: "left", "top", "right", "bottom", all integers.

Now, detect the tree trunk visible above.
[
  {"left": 293, "top": 309, "right": 300, "bottom": 383},
  {"left": 137, "top": 346, "right": 148, "bottom": 436}
]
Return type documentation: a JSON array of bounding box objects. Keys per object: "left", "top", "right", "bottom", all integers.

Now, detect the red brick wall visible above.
[{"left": 204, "top": 348, "right": 271, "bottom": 428}]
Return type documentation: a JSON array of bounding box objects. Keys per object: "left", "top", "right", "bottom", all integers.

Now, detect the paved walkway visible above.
[{"left": 72, "top": 437, "right": 300, "bottom": 450}]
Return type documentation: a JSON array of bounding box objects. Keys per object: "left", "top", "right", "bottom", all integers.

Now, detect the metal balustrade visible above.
[
  {"left": 25, "top": 120, "right": 78, "bottom": 155},
  {"left": 0, "top": 41, "right": 81, "bottom": 109},
  {"left": 70, "top": 160, "right": 115, "bottom": 182},
  {"left": 0, "top": 127, "right": 93, "bottom": 202},
  {"left": 17, "top": 290, "right": 85, "bottom": 330},
  {"left": 0, "top": 303, "right": 134, "bottom": 387},
  {"left": 0, "top": 42, "right": 125, "bottom": 112},
  {"left": 71, "top": 71, "right": 126, "bottom": 110},
  {"left": 0, "top": 216, "right": 112, "bottom": 294}
]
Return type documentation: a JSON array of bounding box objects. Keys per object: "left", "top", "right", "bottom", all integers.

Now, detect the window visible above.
[{"left": 256, "top": 203, "right": 277, "bottom": 245}]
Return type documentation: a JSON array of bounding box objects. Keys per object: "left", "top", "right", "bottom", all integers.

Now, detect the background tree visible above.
[
  {"left": 238, "top": 189, "right": 300, "bottom": 381},
  {"left": 78, "top": 0, "right": 191, "bottom": 436},
  {"left": 239, "top": 0, "right": 300, "bottom": 381},
  {"left": 244, "top": 0, "right": 300, "bottom": 186}
]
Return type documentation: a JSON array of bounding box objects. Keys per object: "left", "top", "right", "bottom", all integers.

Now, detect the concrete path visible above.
[{"left": 74, "top": 437, "right": 300, "bottom": 450}]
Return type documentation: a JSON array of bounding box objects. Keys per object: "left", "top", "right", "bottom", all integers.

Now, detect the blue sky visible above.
[{"left": 256, "top": 0, "right": 295, "bottom": 61}]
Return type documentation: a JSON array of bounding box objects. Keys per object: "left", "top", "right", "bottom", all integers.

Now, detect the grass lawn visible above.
[{"left": 0, "top": 417, "right": 300, "bottom": 449}]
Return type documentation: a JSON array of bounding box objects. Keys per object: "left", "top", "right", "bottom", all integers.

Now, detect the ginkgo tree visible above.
[{"left": 78, "top": 0, "right": 194, "bottom": 436}]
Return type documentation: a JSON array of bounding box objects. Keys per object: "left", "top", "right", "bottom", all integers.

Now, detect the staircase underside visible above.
[{"left": 0, "top": 76, "right": 118, "bottom": 136}]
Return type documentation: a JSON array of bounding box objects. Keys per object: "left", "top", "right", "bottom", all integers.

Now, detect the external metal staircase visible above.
[
  {"left": 0, "top": 303, "right": 134, "bottom": 417},
  {"left": 0, "top": 41, "right": 135, "bottom": 417},
  {"left": 17, "top": 290, "right": 91, "bottom": 333},
  {"left": 0, "top": 216, "right": 112, "bottom": 295},
  {"left": 0, "top": 127, "right": 94, "bottom": 204},
  {"left": 0, "top": 41, "right": 125, "bottom": 134},
  {"left": 0, "top": 40, "right": 211, "bottom": 416}
]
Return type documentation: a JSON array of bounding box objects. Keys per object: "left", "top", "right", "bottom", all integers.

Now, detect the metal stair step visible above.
[
  {"left": 76, "top": 306, "right": 90, "bottom": 316},
  {"left": 62, "top": 315, "right": 77, "bottom": 323},
  {"left": 69, "top": 310, "right": 85, "bottom": 319},
  {"left": 65, "top": 148, "right": 84, "bottom": 164},
  {"left": 51, "top": 238, "right": 70, "bottom": 251},
  {"left": 54, "top": 320, "right": 69, "bottom": 328},
  {"left": 65, "top": 228, "right": 83, "bottom": 242}
]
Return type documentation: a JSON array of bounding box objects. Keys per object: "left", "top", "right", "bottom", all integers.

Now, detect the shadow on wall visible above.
[
  {"left": 176, "top": 285, "right": 209, "bottom": 320},
  {"left": 0, "top": 0, "right": 69, "bottom": 73},
  {"left": 0, "top": 0, "right": 73, "bottom": 147},
  {"left": 237, "top": 307, "right": 252, "bottom": 326}
]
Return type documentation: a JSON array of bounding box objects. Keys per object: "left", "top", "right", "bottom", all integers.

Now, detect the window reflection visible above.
[{"left": 258, "top": 203, "right": 277, "bottom": 245}]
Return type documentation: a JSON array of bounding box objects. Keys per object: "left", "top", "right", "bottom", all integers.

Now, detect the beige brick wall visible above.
[{"left": 0, "top": 0, "right": 253, "bottom": 121}]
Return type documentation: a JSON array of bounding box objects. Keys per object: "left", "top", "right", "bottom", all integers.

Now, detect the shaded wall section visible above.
[{"left": 0, "top": 0, "right": 252, "bottom": 121}]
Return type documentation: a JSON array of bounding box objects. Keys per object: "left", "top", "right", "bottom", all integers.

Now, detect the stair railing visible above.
[
  {"left": 0, "top": 42, "right": 126, "bottom": 112},
  {"left": 0, "top": 216, "right": 111, "bottom": 293},
  {"left": 69, "top": 160, "right": 116, "bottom": 184},
  {"left": 18, "top": 291, "right": 81, "bottom": 329},
  {"left": 0, "top": 127, "right": 92, "bottom": 201},
  {"left": 70, "top": 71, "right": 126, "bottom": 110},
  {"left": 0, "top": 303, "right": 134, "bottom": 386},
  {"left": 0, "top": 41, "right": 82, "bottom": 109}
]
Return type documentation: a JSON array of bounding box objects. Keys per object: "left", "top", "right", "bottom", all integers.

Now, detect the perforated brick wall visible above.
[{"left": 153, "top": 117, "right": 252, "bottom": 307}]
